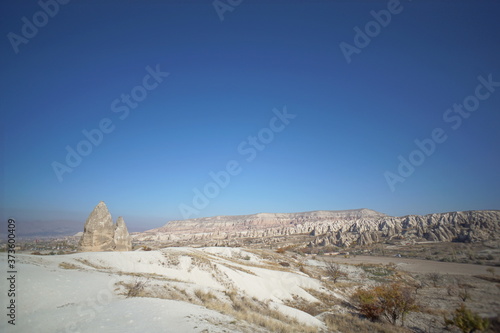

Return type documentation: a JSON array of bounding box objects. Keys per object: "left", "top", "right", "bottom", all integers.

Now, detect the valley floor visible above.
[{"left": 322, "top": 255, "right": 497, "bottom": 275}]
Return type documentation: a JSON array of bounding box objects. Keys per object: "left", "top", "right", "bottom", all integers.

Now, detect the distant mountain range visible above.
[
  {"left": 135, "top": 209, "right": 500, "bottom": 248},
  {"left": 5, "top": 219, "right": 82, "bottom": 238}
]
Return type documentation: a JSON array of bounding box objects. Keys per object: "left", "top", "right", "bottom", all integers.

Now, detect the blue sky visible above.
[{"left": 1, "top": 0, "right": 500, "bottom": 232}]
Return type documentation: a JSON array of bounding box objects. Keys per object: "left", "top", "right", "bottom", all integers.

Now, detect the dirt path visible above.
[{"left": 321, "top": 255, "right": 495, "bottom": 276}]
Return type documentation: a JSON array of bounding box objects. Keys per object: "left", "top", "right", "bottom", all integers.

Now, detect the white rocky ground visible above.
[
  {"left": 3, "top": 247, "right": 498, "bottom": 333},
  {"left": 0, "top": 248, "right": 335, "bottom": 333}
]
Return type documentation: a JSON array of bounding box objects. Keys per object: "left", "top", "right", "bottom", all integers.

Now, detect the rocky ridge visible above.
[
  {"left": 135, "top": 209, "right": 500, "bottom": 248},
  {"left": 79, "top": 201, "right": 132, "bottom": 252}
]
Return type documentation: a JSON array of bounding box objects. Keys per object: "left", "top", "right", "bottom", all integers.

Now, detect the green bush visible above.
[{"left": 444, "top": 303, "right": 489, "bottom": 333}]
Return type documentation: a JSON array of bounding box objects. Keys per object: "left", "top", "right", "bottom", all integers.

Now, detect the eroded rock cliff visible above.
[{"left": 135, "top": 209, "right": 500, "bottom": 248}]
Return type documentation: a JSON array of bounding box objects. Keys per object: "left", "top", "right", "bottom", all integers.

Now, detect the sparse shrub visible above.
[
  {"left": 457, "top": 282, "right": 472, "bottom": 302},
  {"left": 276, "top": 245, "right": 295, "bottom": 254},
  {"left": 447, "top": 284, "right": 458, "bottom": 297},
  {"left": 141, "top": 246, "right": 152, "bottom": 251},
  {"left": 324, "top": 312, "right": 403, "bottom": 333},
  {"left": 279, "top": 262, "right": 290, "bottom": 267},
  {"left": 486, "top": 267, "right": 495, "bottom": 277},
  {"left": 123, "top": 279, "right": 148, "bottom": 298},
  {"left": 426, "top": 272, "right": 442, "bottom": 287},
  {"left": 299, "top": 264, "right": 313, "bottom": 277},
  {"left": 194, "top": 289, "right": 216, "bottom": 303},
  {"left": 444, "top": 303, "right": 489, "bottom": 333},
  {"left": 324, "top": 261, "right": 348, "bottom": 283},
  {"left": 285, "top": 299, "right": 323, "bottom": 316},
  {"left": 298, "top": 247, "right": 310, "bottom": 255},
  {"left": 409, "top": 280, "right": 423, "bottom": 295},
  {"left": 221, "top": 289, "right": 317, "bottom": 333},
  {"left": 360, "top": 264, "right": 394, "bottom": 278}
]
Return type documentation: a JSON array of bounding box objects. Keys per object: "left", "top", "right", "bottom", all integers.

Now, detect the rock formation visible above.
[
  {"left": 134, "top": 209, "right": 500, "bottom": 248},
  {"left": 79, "top": 201, "right": 115, "bottom": 251},
  {"left": 79, "top": 201, "right": 132, "bottom": 252},
  {"left": 113, "top": 216, "right": 132, "bottom": 251}
]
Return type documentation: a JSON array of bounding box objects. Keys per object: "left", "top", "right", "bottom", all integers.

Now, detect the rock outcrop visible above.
[
  {"left": 79, "top": 202, "right": 132, "bottom": 252},
  {"left": 114, "top": 216, "right": 132, "bottom": 251},
  {"left": 134, "top": 209, "right": 500, "bottom": 248},
  {"left": 79, "top": 201, "right": 115, "bottom": 251}
]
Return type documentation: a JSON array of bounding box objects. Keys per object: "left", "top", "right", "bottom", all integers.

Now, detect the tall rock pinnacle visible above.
[
  {"left": 78, "top": 201, "right": 132, "bottom": 252},
  {"left": 114, "top": 216, "right": 132, "bottom": 251}
]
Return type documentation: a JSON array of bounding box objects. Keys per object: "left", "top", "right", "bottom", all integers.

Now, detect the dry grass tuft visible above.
[
  {"left": 117, "top": 279, "right": 149, "bottom": 298},
  {"left": 324, "top": 312, "right": 407, "bottom": 333},
  {"left": 59, "top": 262, "right": 80, "bottom": 270},
  {"left": 199, "top": 289, "right": 318, "bottom": 332},
  {"left": 303, "top": 288, "right": 341, "bottom": 308},
  {"left": 299, "top": 264, "right": 316, "bottom": 278},
  {"left": 222, "top": 263, "right": 257, "bottom": 276},
  {"left": 74, "top": 258, "right": 110, "bottom": 270},
  {"left": 276, "top": 245, "right": 298, "bottom": 254},
  {"left": 284, "top": 298, "right": 323, "bottom": 316},
  {"left": 116, "top": 279, "right": 318, "bottom": 332},
  {"left": 194, "top": 289, "right": 217, "bottom": 303}
]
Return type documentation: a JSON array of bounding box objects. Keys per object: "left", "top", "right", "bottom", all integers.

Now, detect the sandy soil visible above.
[{"left": 321, "top": 255, "right": 496, "bottom": 276}]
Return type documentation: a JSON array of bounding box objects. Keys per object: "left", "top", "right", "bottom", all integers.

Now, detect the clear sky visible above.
[{"left": 1, "top": 0, "right": 500, "bottom": 233}]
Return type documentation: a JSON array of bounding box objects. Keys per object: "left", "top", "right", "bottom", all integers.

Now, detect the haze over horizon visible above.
[{"left": 2, "top": 1, "right": 500, "bottom": 232}]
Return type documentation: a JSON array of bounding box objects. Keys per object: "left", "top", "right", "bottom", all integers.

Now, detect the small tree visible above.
[
  {"left": 324, "top": 261, "right": 347, "bottom": 283},
  {"left": 376, "top": 283, "right": 419, "bottom": 326},
  {"left": 352, "top": 283, "right": 419, "bottom": 326},
  {"left": 444, "top": 303, "right": 489, "bottom": 333},
  {"left": 352, "top": 288, "right": 383, "bottom": 321}
]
